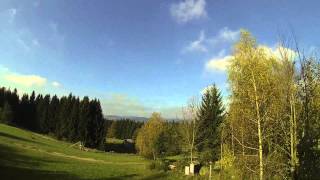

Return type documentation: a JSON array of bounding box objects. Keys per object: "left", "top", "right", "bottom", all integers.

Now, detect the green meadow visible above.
[{"left": 0, "top": 123, "right": 185, "bottom": 180}]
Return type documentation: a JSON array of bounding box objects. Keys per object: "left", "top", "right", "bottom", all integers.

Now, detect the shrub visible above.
[
  {"left": 147, "top": 160, "right": 169, "bottom": 172},
  {"left": 199, "top": 166, "right": 209, "bottom": 176}
]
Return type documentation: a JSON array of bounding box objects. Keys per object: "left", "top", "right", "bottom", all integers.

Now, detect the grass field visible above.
[{"left": 0, "top": 123, "right": 185, "bottom": 180}]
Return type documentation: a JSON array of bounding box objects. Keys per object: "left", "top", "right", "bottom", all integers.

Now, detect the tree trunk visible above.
[
  {"left": 153, "top": 151, "right": 156, "bottom": 161},
  {"left": 190, "top": 119, "right": 195, "bottom": 164},
  {"left": 290, "top": 93, "right": 297, "bottom": 179},
  {"left": 241, "top": 128, "right": 245, "bottom": 156},
  {"left": 231, "top": 121, "right": 235, "bottom": 156},
  {"left": 257, "top": 111, "right": 263, "bottom": 180},
  {"left": 252, "top": 71, "right": 263, "bottom": 180}
]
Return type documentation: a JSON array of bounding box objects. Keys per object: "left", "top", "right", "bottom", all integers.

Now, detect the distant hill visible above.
[
  {"left": 105, "top": 115, "right": 180, "bottom": 122},
  {"left": 105, "top": 115, "right": 149, "bottom": 122}
]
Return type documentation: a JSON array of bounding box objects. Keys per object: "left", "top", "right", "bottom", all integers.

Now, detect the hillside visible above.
[{"left": 0, "top": 123, "right": 176, "bottom": 180}]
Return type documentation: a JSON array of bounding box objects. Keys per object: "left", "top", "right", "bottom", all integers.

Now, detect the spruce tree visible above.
[
  {"left": 196, "top": 84, "right": 224, "bottom": 162},
  {"left": 0, "top": 101, "right": 13, "bottom": 124}
]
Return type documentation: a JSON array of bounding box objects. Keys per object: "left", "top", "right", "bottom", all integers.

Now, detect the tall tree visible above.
[
  {"left": 179, "top": 97, "right": 199, "bottom": 164},
  {"left": 228, "top": 30, "right": 282, "bottom": 179},
  {"left": 48, "top": 95, "right": 60, "bottom": 134},
  {"left": 136, "top": 112, "right": 164, "bottom": 160},
  {"left": 0, "top": 101, "right": 13, "bottom": 124},
  {"left": 196, "top": 85, "right": 224, "bottom": 163},
  {"left": 296, "top": 57, "right": 320, "bottom": 178}
]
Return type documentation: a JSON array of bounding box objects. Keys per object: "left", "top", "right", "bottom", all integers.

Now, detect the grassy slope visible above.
[{"left": 0, "top": 123, "right": 180, "bottom": 180}]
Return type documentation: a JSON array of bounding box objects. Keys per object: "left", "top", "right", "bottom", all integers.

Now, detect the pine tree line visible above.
[
  {"left": 0, "top": 87, "right": 106, "bottom": 150},
  {"left": 106, "top": 119, "right": 143, "bottom": 140}
]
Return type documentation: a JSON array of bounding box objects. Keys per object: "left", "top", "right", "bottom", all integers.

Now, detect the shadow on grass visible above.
[
  {"left": 0, "top": 131, "right": 46, "bottom": 145},
  {"left": 0, "top": 165, "right": 81, "bottom": 180},
  {"left": 0, "top": 143, "right": 81, "bottom": 180},
  {"left": 98, "top": 172, "right": 168, "bottom": 180},
  {"left": 97, "top": 174, "right": 138, "bottom": 180},
  {"left": 140, "top": 172, "right": 169, "bottom": 180}
]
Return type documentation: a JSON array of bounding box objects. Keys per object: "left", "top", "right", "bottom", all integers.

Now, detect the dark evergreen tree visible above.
[
  {"left": 196, "top": 84, "right": 224, "bottom": 162},
  {"left": 29, "top": 91, "right": 38, "bottom": 131},
  {"left": 19, "top": 94, "right": 30, "bottom": 129},
  {"left": 68, "top": 97, "right": 80, "bottom": 142},
  {"left": 48, "top": 95, "right": 60, "bottom": 134},
  {"left": 0, "top": 87, "right": 107, "bottom": 150},
  {"left": 38, "top": 95, "right": 51, "bottom": 133},
  {"left": 0, "top": 101, "right": 13, "bottom": 124},
  {"left": 86, "top": 100, "right": 105, "bottom": 149},
  {"left": 155, "top": 122, "right": 181, "bottom": 156},
  {"left": 78, "top": 96, "right": 90, "bottom": 143}
]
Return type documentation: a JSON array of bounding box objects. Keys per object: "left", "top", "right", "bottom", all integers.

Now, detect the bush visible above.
[
  {"left": 147, "top": 160, "right": 169, "bottom": 172},
  {"left": 147, "top": 161, "right": 156, "bottom": 170},
  {"left": 199, "top": 166, "right": 209, "bottom": 176},
  {"left": 175, "top": 157, "right": 189, "bottom": 171}
]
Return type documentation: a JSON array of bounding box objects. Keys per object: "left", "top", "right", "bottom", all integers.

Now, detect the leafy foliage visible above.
[{"left": 136, "top": 112, "right": 164, "bottom": 159}]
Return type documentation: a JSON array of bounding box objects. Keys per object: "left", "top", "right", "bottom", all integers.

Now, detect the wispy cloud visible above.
[
  {"left": 102, "top": 93, "right": 150, "bottom": 117},
  {"left": 183, "top": 30, "right": 207, "bottom": 53},
  {"left": 208, "top": 27, "right": 240, "bottom": 46},
  {"left": 52, "top": 81, "right": 61, "bottom": 88},
  {"left": 49, "top": 22, "right": 65, "bottom": 46},
  {"left": 170, "top": 0, "right": 207, "bottom": 23},
  {"left": 7, "top": 8, "right": 17, "bottom": 24},
  {"left": 101, "top": 93, "right": 182, "bottom": 119},
  {"left": 183, "top": 27, "right": 240, "bottom": 54}
]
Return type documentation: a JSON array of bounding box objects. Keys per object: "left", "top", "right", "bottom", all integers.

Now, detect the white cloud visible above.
[
  {"left": 219, "top": 27, "right": 240, "bottom": 41},
  {"left": 209, "top": 27, "right": 240, "bottom": 45},
  {"left": 0, "top": 66, "right": 68, "bottom": 97},
  {"left": 101, "top": 93, "right": 182, "bottom": 119},
  {"left": 102, "top": 93, "right": 150, "bottom": 117},
  {"left": 259, "top": 45, "right": 297, "bottom": 61},
  {"left": 7, "top": 8, "right": 17, "bottom": 23},
  {"left": 205, "top": 55, "right": 233, "bottom": 72},
  {"left": 170, "top": 0, "right": 207, "bottom": 23},
  {"left": 204, "top": 45, "right": 297, "bottom": 74},
  {"left": 183, "top": 30, "right": 207, "bottom": 53},
  {"left": 4, "top": 73, "right": 47, "bottom": 87},
  {"left": 183, "top": 28, "right": 240, "bottom": 54},
  {"left": 52, "top": 81, "right": 61, "bottom": 88}
]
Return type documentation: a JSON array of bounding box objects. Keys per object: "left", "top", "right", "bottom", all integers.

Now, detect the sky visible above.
[{"left": 0, "top": 0, "right": 320, "bottom": 118}]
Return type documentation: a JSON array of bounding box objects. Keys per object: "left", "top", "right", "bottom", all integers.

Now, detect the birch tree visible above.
[
  {"left": 228, "top": 30, "right": 281, "bottom": 179},
  {"left": 135, "top": 112, "right": 164, "bottom": 160},
  {"left": 179, "top": 97, "right": 199, "bottom": 164}
]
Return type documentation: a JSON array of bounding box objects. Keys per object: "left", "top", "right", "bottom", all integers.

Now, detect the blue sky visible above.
[{"left": 0, "top": 0, "right": 319, "bottom": 118}]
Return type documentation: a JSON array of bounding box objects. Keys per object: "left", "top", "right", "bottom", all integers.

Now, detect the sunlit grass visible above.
[{"left": 0, "top": 123, "right": 181, "bottom": 180}]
